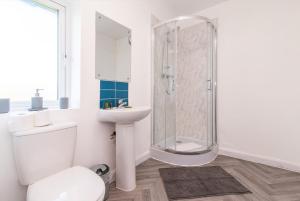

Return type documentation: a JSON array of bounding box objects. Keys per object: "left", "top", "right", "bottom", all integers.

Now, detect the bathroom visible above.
[{"left": 1, "top": 0, "right": 300, "bottom": 200}]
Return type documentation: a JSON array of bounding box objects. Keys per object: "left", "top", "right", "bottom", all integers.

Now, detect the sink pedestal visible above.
[
  {"left": 116, "top": 123, "right": 136, "bottom": 191},
  {"left": 97, "top": 106, "right": 151, "bottom": 192}
]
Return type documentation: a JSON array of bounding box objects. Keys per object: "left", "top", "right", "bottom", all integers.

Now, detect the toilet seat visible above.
[{"left": 27, "top": 166, "right": 105, "bottom": 201}]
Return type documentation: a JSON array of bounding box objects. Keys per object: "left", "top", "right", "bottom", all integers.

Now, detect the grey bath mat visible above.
[{"left": 159, "top": 166, "right": 251, "bottom": 200}]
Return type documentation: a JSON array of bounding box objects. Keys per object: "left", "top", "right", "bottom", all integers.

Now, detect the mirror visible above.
[{"left": 95, "top": 12, "right": 131, "bottom": 82}]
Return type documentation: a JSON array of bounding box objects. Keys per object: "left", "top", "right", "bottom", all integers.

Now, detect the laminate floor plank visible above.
[{"left": 108, "top": 155, "right": 300, "bottom": 201}]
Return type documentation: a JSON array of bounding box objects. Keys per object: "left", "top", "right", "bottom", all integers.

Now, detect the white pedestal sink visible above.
[{"left": 98, "top": 106, "right": 151, "bottom": 191}]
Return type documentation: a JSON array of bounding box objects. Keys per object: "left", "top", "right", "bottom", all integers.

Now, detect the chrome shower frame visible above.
[{"left": 151, "top": 15, "right": 218, "bottom": 166}]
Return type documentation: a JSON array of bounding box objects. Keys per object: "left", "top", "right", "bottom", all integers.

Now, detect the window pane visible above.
[{"left": 0, "top": 0, "right": 59, "bottom": 101}]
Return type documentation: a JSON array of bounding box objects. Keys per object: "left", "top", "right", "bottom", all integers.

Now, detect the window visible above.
[{"left": 0, "top": 0, "right": 67, "bottom": 110}]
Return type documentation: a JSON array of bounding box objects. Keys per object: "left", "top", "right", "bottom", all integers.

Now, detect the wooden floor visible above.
[{"left": 107, "top": 155, "right": 300, "bottom": 201}]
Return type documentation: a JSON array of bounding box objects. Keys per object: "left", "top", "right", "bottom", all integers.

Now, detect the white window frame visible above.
[{"left": 10, "top": 0, "right": 68, "bottom": 111}]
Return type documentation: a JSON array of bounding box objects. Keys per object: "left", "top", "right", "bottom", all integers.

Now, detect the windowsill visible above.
[
  {"left": 8, "top": 101, "right": 79, "bottom": 113},
  {"left": 0, "top": 108, "right": 80, "bottom": 117}
]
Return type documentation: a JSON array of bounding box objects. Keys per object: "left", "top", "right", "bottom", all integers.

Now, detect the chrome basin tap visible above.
[{"left": 118, "top": 99, "right": 127, "bottom": 108}]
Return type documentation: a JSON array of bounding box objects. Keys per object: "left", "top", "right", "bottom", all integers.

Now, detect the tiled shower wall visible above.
[{"left": 100, "top": 80, "right": 128, "bottom": 108}]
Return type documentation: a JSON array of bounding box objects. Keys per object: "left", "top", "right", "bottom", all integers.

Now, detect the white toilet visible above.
[{"left": 11, "top": 122, "right": 105, "bottom": 201}]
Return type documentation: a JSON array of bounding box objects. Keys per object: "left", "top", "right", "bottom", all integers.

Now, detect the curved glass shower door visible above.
[
  {"left": 153, "top": 16, "right": 217, "bottom": 155},
  {"left": 153, "top": 21, "right": 177, "bottom": 152}
]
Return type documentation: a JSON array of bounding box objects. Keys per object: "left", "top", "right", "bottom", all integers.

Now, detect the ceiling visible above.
[{"left": 166, "top": 0, "right": 227, "bottom": 15}]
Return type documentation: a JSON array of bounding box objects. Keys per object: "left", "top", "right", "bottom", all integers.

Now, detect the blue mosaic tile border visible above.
[{"left": 100, "top": 80, "right": 128, "bottom": 109}]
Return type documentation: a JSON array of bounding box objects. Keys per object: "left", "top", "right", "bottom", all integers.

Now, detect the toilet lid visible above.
[{"left": 27, "top": 166, "right": 105, "bottom": 201}]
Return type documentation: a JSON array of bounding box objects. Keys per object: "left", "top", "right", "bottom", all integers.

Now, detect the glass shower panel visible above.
[
  {"left": 175, "top": 19, "right": 211, "bottom": 153},
  {"left": 206, "top": 22, "right": 216, "bottom": 149},
  {"left": 153, "top": 22, "right": 177, "bottom": 150},
  {"left": 164, "top": 23, "right": 177, "bottom": 151}
]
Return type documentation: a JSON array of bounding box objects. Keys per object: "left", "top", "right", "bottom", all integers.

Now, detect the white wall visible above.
[
  {"left": 165, "top": 0, "right": 227, "bottom": 16},
  {"left": 197, "top": 0, "right": 300, "bottom": 170},
  {"left": 0, "top": 0, "right": 175, "bottom": 200}
]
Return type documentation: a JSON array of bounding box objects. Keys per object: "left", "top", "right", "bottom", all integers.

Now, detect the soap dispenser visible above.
[{"left": 29, "top": 89, "right": 47, "bottom": 111}]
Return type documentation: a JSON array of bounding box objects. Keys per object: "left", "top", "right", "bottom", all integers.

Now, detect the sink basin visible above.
[{"left": 98, "top": 106, "right": 151, "bottom": 124}]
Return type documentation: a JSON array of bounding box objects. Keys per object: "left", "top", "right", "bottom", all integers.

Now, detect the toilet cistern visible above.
[{"left": 10, "top": 121, "right": 106, "bottom": 201}]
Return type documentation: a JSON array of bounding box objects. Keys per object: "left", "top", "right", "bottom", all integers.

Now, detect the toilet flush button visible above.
[{"left": 53, "top": 192, "right": 68, "bottom": 201}]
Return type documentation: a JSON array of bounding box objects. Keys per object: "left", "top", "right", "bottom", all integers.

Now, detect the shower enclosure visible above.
[{"left": 151, "top": 16, "right": 217, "bottom": 166}]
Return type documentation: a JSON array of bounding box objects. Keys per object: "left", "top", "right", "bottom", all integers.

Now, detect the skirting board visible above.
[
  {"left": 136, "top": 151, "right": 151, "bottom": 166},
  {"left": 109, "top": 169, "right": 116, "bottom": 183},
  {"left": 219, "top": 147, "right": 300, "bottom": 173},
  {"left": 109, "top": 151, "right": 151, "bottom": 183}
]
